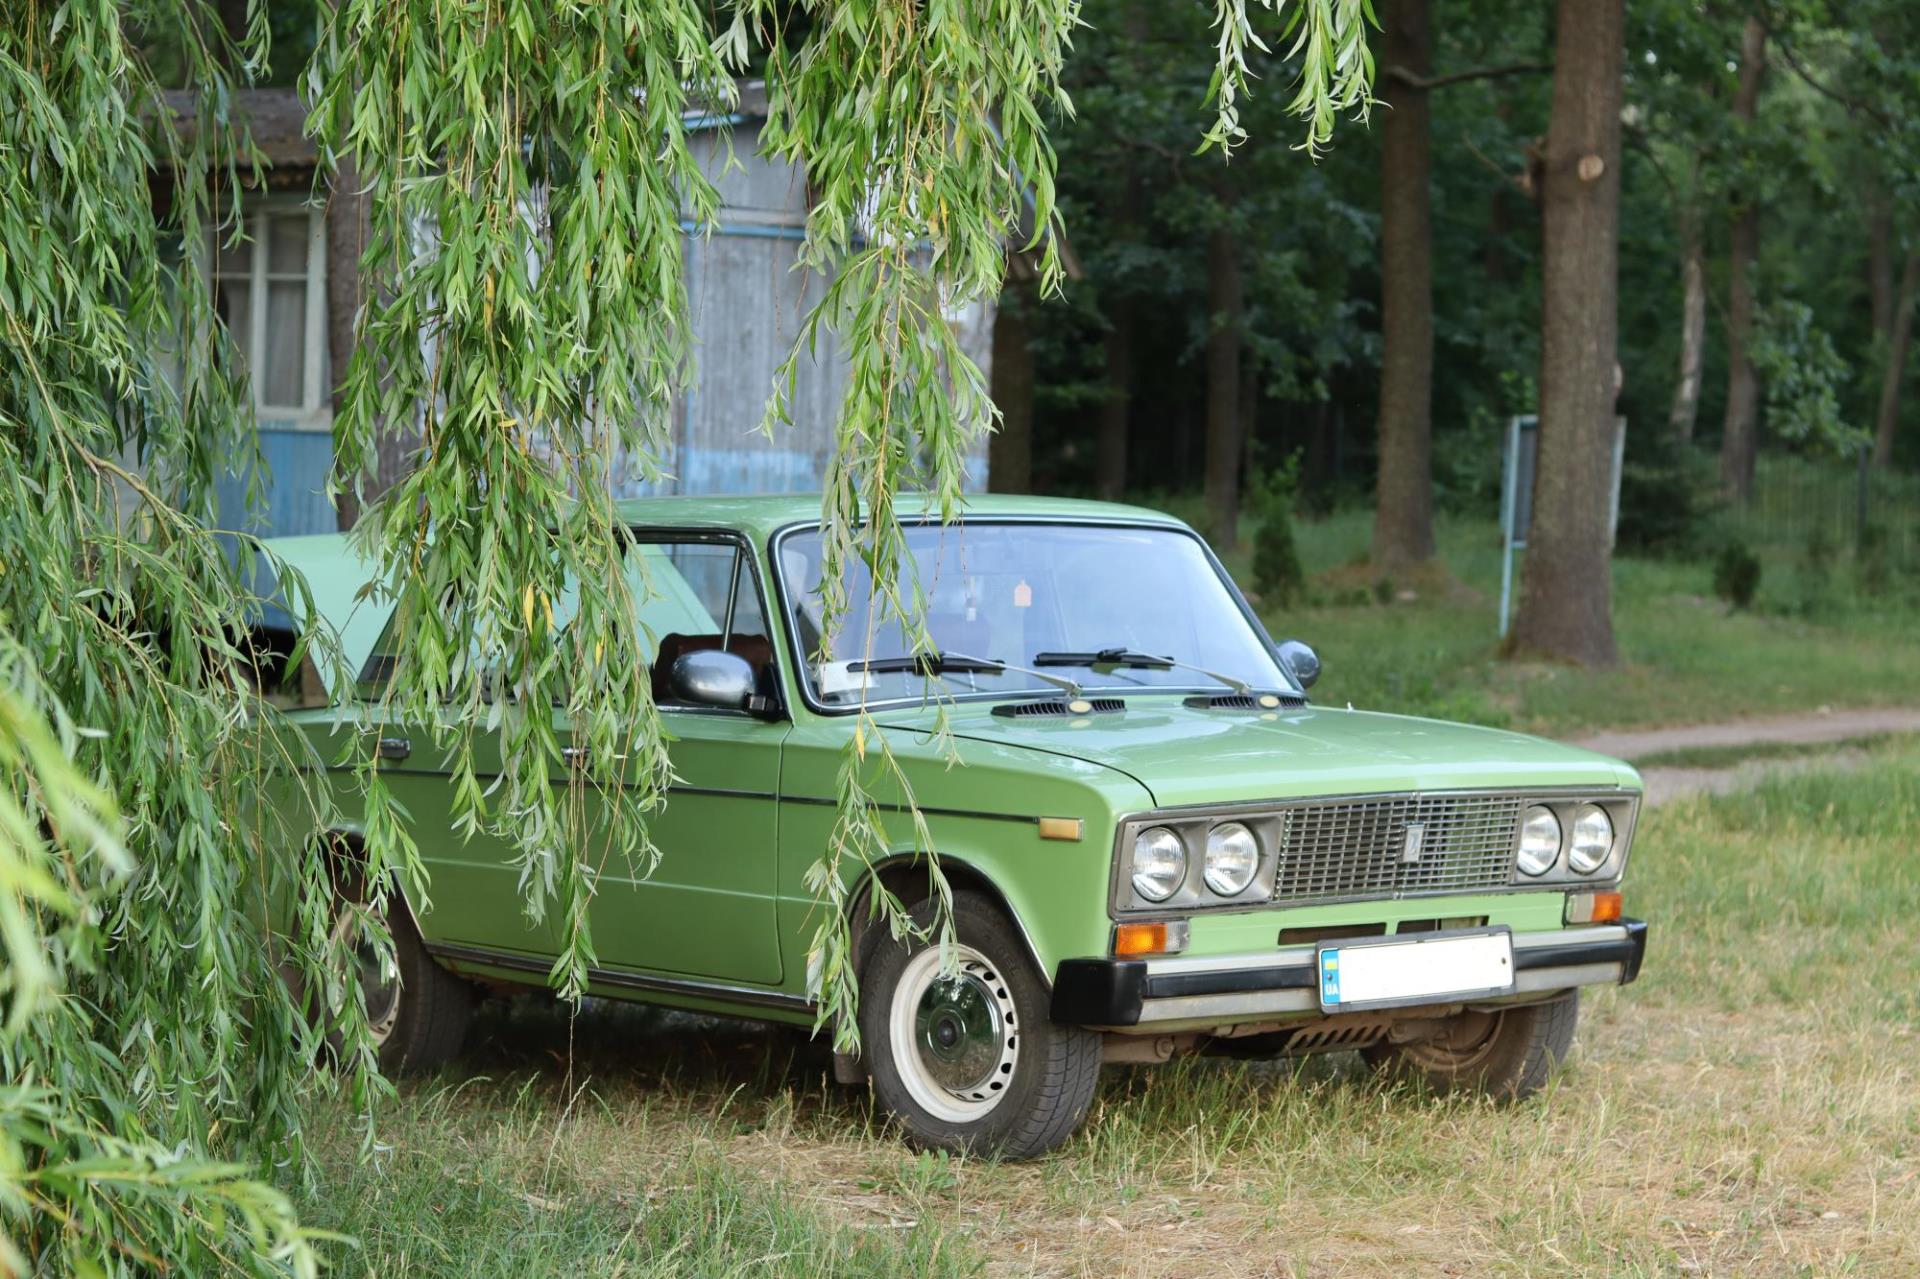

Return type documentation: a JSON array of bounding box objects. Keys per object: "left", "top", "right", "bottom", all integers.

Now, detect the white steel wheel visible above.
[
  {"left": 334, "top": 906, "right": 403, "bottom": 1049},
  {"left": 886, "top": 944, "right": 1021, "bottom": 1123},
  {"left": 860, "top": 890, "right": 1103, "bottom": 1158}
]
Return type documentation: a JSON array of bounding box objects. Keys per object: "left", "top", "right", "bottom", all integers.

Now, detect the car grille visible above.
[{"left": 1272, "top": 793, "right": 1525, "bottom": 903}]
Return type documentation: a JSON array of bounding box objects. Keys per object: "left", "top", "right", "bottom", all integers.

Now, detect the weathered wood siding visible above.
[{"left": 616, "top": 111, "right": 994, "bottom": 499}]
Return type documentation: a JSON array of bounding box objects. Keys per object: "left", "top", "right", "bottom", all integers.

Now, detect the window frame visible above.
[
  {"left": 765, "top": 516, "right": 1302, "bottom": 717},
  {"left": 210, "top": 196, "right": 331, "bottom": 432},
  {"left": 630, "top": 528, "right": 784, "bottom": 719},
  {"left": 352, "top": 526, "right": 786, "bottom": 718}
]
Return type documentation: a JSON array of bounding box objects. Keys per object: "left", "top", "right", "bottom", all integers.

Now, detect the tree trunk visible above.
[
  {"left": 1869, "top": 201, "right": 1895, "bottom": 340},
  {"left": 1240, "top": 353, "right": 1259, "bottom": 486},
  {"left": 1203, "top": 219, "right": 1244, "bottom": 548},
  {"left": 1873, "top": 250, "right": 1919, "bottom": 468},
  {"left": 1669, "top": 217, "right": 1706, "bottom": 442},
  {"left": 1717, "top": 15, "right": 1766, "bottom": 500},
  {"left": 1096, "top": 310, "right": 1133, "bottom": 499},
  {"left": 1370, "top": 0, "right": 1437, "bottom": 568},
  {"left": 989, "top": 277, "right": 1035, "bottom": 493},
  {"left": 1510, "top": 0, "right": 1624, "bottom": 668}
]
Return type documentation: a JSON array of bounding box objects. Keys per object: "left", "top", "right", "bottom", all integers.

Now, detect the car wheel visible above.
[
  {"left": 342, "top": 900, "right": 475, "bottom": 1076},
  {"left": 860, "top": 891, "right": 1101, "bottom": 1158},
  {"left": 1366, "top": 990, "right": 1578, "bottom": 1101}
]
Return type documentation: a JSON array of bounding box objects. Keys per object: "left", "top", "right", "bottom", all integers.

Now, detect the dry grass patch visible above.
[{"left": 300, "top": 741, "right": 1920, "bottom": 1277}]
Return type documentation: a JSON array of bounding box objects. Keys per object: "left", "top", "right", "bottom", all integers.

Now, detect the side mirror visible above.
[
  {"left": 1276, "top": 639, "right": 1320, "bottom": 690},
  {"left": 668, "top": 649, "right": 758, "bottom": 711}
]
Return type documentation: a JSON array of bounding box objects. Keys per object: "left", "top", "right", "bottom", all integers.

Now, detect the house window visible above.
[{"left": 212, "top": 201, "right": 330, "bottom": 430}]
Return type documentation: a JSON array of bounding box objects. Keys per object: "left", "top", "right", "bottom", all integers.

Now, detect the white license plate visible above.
[{"left": 1317, "top": 930, "right": 1515, "bottom": 1012}]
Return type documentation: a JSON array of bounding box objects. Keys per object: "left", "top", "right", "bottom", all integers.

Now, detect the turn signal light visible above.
[
  {"left": 1113, "top": 920, "right": 1189, "bottom": 957},
  {"left": 1565, "top": 890, "right": 1623, "bottom": 925}
]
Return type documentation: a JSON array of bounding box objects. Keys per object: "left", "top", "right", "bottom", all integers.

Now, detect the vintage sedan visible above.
[{"left": 270, "top": 494, "right": 1647, "bottom": 1157}]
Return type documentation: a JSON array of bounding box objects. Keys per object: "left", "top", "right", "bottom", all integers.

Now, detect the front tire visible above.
[
  {"left": 1366, "top": 990, "right": 1579, "bottom": 1101},
  {"left": 860, "top": 892, "right": 1101, "bottom": 1158},
  {"left": 350, "top": 903, "right": 475, "bottom": 1075}
]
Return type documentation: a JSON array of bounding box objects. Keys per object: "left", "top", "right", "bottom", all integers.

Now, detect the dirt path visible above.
[
  {"left": 1563, "top": 705, "right": 1920, "bottom": 808},
  {"left": 1567, "top": 705, "right": 1920, "bottom": 760}
]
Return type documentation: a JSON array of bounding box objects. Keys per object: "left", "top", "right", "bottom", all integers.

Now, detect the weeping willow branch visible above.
[
  {"left": 0, "top": 3, "right": 354, "bottom": 1272},
  {"left": 1205, "top": 0, "right": 1378, "bottom": 157}
]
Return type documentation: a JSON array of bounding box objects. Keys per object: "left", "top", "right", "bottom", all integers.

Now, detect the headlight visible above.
[
  {"left": 1567, "top": 804, "right": 1613, "bottom": 873},
  {"left": 1203, "top": 822, "right": 1260, "bottom": 896},
  {"left": 1517, "top": 805, "right": 1562, "bottom": 877},
  {"left": 1130, "top": 827, "right": 1187, "bottom": 902}
]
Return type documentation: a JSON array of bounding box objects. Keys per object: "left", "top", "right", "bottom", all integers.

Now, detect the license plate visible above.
[{"left": 1317, "top": 929, "right": 1515, "bottom": 1013}]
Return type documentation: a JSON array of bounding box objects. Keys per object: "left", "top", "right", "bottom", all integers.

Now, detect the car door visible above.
[{"left": 578, "top": 533, "right": 788, "bottom": 986}]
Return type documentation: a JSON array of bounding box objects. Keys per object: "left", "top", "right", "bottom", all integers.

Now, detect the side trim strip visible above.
[
  {"left": 360, "top": 776, "right": 1039, "bottom": 826},
  {"left": 424, "top": 941, "right": 814, "bottom": 1014}
]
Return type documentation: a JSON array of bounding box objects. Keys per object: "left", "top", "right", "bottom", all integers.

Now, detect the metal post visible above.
[{"left": 1498, "top": 418, "right": 1521, "bottom": 639}]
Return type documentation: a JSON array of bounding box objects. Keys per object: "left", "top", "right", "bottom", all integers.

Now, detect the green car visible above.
[{"left": 272, "top": 494, "right": 1647, "bottom": 1158}]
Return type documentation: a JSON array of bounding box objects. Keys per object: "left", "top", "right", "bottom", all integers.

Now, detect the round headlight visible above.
[
  {"left": 1130, "top": 827, "right": 1187, "bottom": 902},
  {"left": 1568, "top": 804, "right": 1614, "bottom": 874},
  {"left": 1203, "top": 822, "right": 1260, "bottom": 896},
  {"left": 1517, "top": 805, "right": 1562, "bottom": 877}
]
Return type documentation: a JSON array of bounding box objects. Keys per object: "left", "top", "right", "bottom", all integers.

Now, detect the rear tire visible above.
[
  {"left": 1366, "top": 991, "right": 1579, "bottom": 1101},
  {"left": 861, "top": 891, "right": 1101, "bottom": 1158}
]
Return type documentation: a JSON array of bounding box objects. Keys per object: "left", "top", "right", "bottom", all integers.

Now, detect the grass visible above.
[
  {"left": 303, "top": 739, "right": 1920, "bottom": 1276},
  {"left": 1206, "top": 507, "right": 1920, "bottom": 736}
]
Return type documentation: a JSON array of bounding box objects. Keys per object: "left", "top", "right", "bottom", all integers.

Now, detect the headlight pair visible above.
[
  {"left": 1516, "top": 802, "right": 1615, "bottom": 878},
  {"left": 1130, "top": 822, "right": 1261, "bottom": 903}
]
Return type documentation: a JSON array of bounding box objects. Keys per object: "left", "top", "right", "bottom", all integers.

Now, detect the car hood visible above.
[{"left": 886, "top": 700, "right": 1639, "bottom": 809}]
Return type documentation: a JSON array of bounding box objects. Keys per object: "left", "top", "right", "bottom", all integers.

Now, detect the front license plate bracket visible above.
[{"left": 1317, "top": 927, "right": 1515, "bottom": 1014}]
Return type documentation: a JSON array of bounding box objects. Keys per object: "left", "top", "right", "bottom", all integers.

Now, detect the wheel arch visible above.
[
  {"left": 318, "top": 825, "right": 428, "bottom": 939},
  {"left": 845, "top": 852, "right": 1051, "bottom": 994}
]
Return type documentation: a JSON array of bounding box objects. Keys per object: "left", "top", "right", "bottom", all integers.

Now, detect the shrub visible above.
[
  {"left": 1857, "top": 523, "right": 1893, "bottom": 598},
  {"left": 1713, "top": 543, "right": 1763, "bottom": 610},
  {"left": 1616, "top": 433, "right": 1723, "bottom": 557},
  {"left": 1249, "top": 461, "right": 1307, "bottom": 607}
]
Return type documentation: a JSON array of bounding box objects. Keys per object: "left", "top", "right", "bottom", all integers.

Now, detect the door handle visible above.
[{"left": 375, "top": 737, "right": 411, "bottom": 761}]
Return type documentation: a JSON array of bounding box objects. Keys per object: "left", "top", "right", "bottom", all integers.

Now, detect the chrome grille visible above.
[{"left": 1273, "top": 793, "right": 1524, "bottom": 903}]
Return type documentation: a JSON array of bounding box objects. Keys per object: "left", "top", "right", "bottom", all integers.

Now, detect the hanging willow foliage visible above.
[
  {"left": 1, "top": 2, "right": 341, "bottom": 1273},
  {"left": 2, "top": 0, "right": 1371, "bottom": 1270}
]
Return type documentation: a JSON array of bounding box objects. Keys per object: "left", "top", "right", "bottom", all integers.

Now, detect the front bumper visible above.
[{"left": 1051, "top": 918, "right": 1648, "bottom": 1028}]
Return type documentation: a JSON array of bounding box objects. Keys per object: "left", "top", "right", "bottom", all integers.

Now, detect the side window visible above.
[
  {"left": 632, "top": 539, "right": 776, "bottom": 710},
  {"left": 351, "top": 538, "right": 777, "bottom": 710}
]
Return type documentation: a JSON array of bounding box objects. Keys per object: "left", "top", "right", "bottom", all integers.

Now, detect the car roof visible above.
[{"left": 609, "top": 491, "right": 1189, "bottom": 538}]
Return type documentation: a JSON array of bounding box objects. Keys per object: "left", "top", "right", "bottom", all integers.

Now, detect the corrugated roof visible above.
[{"left": 158, "top": 88, "right": 317, "bottom": 170}]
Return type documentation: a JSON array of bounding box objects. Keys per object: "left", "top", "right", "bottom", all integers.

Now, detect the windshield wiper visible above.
[
  {"left": 1033, "top": 647, "right": 1259, "bottom": 698},
  {"left": 852, "top": 651, "right": 1084, "bottom": 699}
]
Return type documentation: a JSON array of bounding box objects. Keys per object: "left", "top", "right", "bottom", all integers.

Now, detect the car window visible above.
[
  {"left": 778, "top": 521, "right": 1293, "bottom": 707},
  {"left": 357, "top": 536, "right": 776, "bottom": 709},
  {"left": 631, "top": 540, "right": 777, "bottom": 710}
]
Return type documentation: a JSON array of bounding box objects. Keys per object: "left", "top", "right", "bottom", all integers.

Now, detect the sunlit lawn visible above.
[
  {"left": 1214, "top": 508, "right": 1920, "bottom": 735},
  {"left": 298, "top": 740, "right": 1920, "bottom": 1277}
]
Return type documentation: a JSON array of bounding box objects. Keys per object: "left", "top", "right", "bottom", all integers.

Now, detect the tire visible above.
[
  {"left": 1365, "top": 990, "right": 1579, "bottom": 1102},
  {"left": 354, "top": 903, "right": 475, "bottom": 1075},
  {"left": 860, "top": 891, "right": 1101, "bottom": 1158}
]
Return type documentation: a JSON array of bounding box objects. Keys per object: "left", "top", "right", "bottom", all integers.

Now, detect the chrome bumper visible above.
[{"left": 1050, "top": 920, "right": 1648, "bottom": 1028}]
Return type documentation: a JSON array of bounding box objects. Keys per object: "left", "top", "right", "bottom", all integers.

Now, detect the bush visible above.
[
  {"left": 1857, "top": 523, "right": 1893, "bottom": 598},
  {"left": 1616, "top": 433, "right": 1723, "bottom": 557},
  {"left": 1713, "top": 543, "right": 1763, "bottom": 610},
  {"left": 1249, "top": 461, "right": 1307, "bottom": 607}
]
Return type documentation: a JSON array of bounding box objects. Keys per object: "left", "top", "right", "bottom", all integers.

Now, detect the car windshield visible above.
[{"left": 777, "top": 522, "right": 1297, "bottom": 707}]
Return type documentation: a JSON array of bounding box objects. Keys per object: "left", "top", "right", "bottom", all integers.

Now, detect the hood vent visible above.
[
  {"left": 992, "top": 697, "right": 1126, "bottom": 719},
  {"left": 1183, "top": 693, "right": 1307, "bottom": 711}
]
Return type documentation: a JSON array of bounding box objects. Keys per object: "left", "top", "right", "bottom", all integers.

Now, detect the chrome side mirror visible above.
[
  {"left": 1276, "top": 639, "right": 1320, "bottom": 690},
  {"left": 668, "top": 649, "right": 757, "bottom": 710}
]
